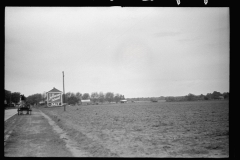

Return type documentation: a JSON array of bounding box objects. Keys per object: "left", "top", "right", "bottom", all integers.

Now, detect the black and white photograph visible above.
[{"left": 4, "top": 6, "right": 229, "bottom": 157}]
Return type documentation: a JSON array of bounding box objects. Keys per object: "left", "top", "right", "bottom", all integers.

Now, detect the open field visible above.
[{"left": 39, "top": 100, "right": 229, "bottom": 157}]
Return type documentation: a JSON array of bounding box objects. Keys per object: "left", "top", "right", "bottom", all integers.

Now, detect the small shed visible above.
[
  {"left": 218, "top": 96, "right": 224, "bottom": 100},
  {"left": 80, "top": 99, "right": 91, "bottom": 105},
  {"left": 120, "top": 99, "right": 127, "bottom": 103},
  {"left": 39, "top": 101, "right": 45, "bottom": 105}
]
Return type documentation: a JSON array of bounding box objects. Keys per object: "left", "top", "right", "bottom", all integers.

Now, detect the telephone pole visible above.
[
  {"left": 10, "top": 91, "right": 11, "bottom": 106},
  {"left": 63, "top": 71, "right": 66, "bottom": 111}
]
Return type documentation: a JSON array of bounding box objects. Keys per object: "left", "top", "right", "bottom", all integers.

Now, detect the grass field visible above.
[{"left": 39, "top": 100, "right": 229, "bottom": 157}]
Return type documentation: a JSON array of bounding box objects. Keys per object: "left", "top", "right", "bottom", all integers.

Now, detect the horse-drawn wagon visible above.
[
  {"left": 18, "top": 104, "right": 32, "bottom": 115},
  {"left": 18, "top": 95, "right": 32, "bottom": 115}
]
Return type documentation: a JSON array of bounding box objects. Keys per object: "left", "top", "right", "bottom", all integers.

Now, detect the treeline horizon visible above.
[
  {"left": 5, "top": 89, "right": 229, "bottom": 106},
  {"left": 127, "top": 91, "right": 229, "bottom": 102},
  {"left": 4, "top": 90, "right": 126, "bottom": 105},
  {"left": 61, "top": 92, "right": 125, "bottom": 105}
]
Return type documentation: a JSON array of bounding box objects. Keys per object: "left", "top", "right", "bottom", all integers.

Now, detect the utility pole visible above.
[
  {"left": 10, "top": 91, "right": 11, "bottom": 106},
  {"left": 63, "top": 71, "right": 66, "bottom": 111}
]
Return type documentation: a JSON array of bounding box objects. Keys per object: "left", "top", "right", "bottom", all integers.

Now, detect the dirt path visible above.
[
  {"left": 4, "top": 109, "right": 18, "bottom": 121},
  {"left": 4, "top": 108, "right": 81, "bottom": 157}
]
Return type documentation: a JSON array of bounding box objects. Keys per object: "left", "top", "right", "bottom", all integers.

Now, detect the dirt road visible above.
[
  {"left": 4, "top": 109, "right": 18, "bottom": 121},
  {"left": 4, "top": 108, "right": 85, "bottom": 157}
]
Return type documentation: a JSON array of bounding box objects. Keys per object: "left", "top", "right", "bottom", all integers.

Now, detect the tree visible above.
[
  {"left": 159, "top": 96, "right": 165, "bottom": 100},
  {"left": 206, "top": 93, "right": 212, "bottom": 100},
  {"left": 150, "top": 98, "right": 158, "bottom": 102},
  {"left": 11, "top": 92, "right": 21, "bottom": 104},
  {"left": 64, "top": 92, "right": 72, "bottom": 104},
  {"left": 198, "top": 94, "right": 204, "bottom": 100},
  {"left": 68, "top": 95, "right": 79, "bottom": 105},
  {"left": 165, "top": 96, "right": 175, "bottom": 102},
  {"left": 105, "top": 92, "right": 114, "bottom": 103},
  {"left": 223, "top": 92, "right": 229, "bottom": 99},
  {"left": 82, "top": 93, "right": 90, "bottom": 100},
  {"left": 26, "top": 95, "right": 34, "bottom": 105},
  {"left": 76, "top": 92, "right": 82, "bottom": 102},
  {"left": 114, "top": 93, "right": 121, "bottom": 103},
  {"left": 204, "top": 95, "right": 209, "bottom": 100},
  {"left": 91, "top": 92, "right": 99, "bottom": 103},
  {"left": 98, "top": 92, "right": 105, "bottom": 103},
  {"left": 119, "top": 94, "right": 125, "bottom": 100},
  {"left": 5, "top": 90, "right": 11, "bottom": 104},
  {"left": 26, "top": 94, "right": 42, "bottom": 105},
  {"left": 186, "top": 93, "right": 196, "bottom": 101},
  {"left": 212, "top": 91, "right": 221, "bottom": 99}
]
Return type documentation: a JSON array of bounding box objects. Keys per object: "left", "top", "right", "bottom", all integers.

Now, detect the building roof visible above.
[
  {"left": 81, "top": 99, "right": 91, "bottom": 102},
  {"left": 47, "top": 87, "right": 62, "bottom": 93},
  {"left": 120, "top": 99, "right": 127, "bottom": 102}
]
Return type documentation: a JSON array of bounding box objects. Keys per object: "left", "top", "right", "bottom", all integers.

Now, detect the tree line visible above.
[
  {"left": 5, "top": 89, "right": 229, "bottom": 107},
  {"left": 5, "top": 89, "right": 126, "bottom": 106},
  {"left": 5, "top": 90, "right": 21, "bottom": 106},
  {"left": 4, "top": 90, "right": 40, "bottom": 106},
  {"left": 62, "top": 92, "right": 125, "bottom": 105},
  {"left": 126, "top": 91, "right": 229, "bottom": 102},
  {"left": 165, "top": 91, "right": 229, "bottom": 102}
]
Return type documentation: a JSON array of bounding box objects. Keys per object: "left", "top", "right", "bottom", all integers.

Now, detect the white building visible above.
[
  {"left": 46, "top": 87, "right": 63, "bottom": 107},
  {"left": 218, "top": 96, "right": 224, "bottom": 100},
  {"left": 80, "top": 99, "right": 91, "bottom": 105},
  {"left": 120, "top": 99, "right": 127, "bottom": 103}
]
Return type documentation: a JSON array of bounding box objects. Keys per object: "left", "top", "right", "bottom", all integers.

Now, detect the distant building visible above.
[
  {"left": 80, "top": 99, "right": 91, "bottom": 105},
  {"left": 218, "top": 96, "right": 224, "bottom": 100},
  {"left": 46, "top": 87, "right": 63, "bottom": 107},
  {"left": 39, "top": 101, "right": 45, "bottom": 105},
  {"left": 120, "top": 99, "right": 127, "bottom": 103}
]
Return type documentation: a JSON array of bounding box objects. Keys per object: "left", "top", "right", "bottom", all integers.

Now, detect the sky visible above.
[{"left": 5, "top": 7, "right": 229, "bottom": 98}]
